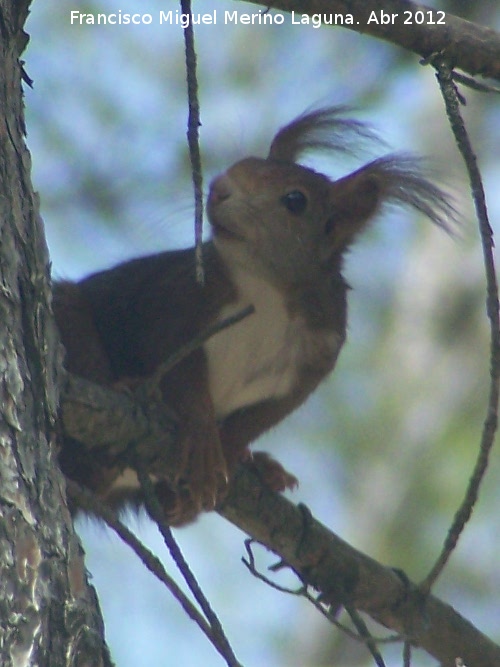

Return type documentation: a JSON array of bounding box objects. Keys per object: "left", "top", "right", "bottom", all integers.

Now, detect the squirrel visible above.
[{"left": 53, "top": 107, "right": 453, "bottom": 525}]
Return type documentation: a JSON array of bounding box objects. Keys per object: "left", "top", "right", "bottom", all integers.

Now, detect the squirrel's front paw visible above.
[{"left": 246, "top": 450, "right": 298, "bottom": 492}]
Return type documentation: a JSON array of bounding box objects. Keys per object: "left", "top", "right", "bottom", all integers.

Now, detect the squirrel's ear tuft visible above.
[
  {"left": 353, "top": 154, "right": 457, "bottom": 232},
  {"left": 325, "top": 154, "right": 456, "bottom": 252},
  {"left": 268, "top": 107, "right": 374, "bottom": 163}
]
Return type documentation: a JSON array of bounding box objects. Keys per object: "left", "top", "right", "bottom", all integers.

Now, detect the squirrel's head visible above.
[{"left": 207, "top": 107, "right": 454, "bottom": 286}]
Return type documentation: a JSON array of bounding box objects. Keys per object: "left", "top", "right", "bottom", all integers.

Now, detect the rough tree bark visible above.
[{"left": 0, "top": 2, "right": 111, "bottom": 665}]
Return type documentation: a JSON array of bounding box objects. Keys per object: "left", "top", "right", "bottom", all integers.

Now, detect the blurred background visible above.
[{"left": 26, "top": 1, "right": 500, "bottom": 665}]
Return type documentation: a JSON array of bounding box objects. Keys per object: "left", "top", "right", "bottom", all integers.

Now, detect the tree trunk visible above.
[{"left": 0, "top": 2, "right": 111, "bottom": 665}]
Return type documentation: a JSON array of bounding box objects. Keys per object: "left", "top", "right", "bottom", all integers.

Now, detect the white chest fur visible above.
[{"left": 204, "top": 269, "right": 340, "bottom": 419}]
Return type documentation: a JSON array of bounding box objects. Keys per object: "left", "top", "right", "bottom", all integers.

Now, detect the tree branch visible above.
[
  {"left": 418, "top": 57, "right": 500, "bottom": 593},
  {"left": 60, "top": 376, "right": 500, "bottom": 666},
  {"left": 67, "top": 478, "right": 243, "bottom": 667},
  {"left": 243, "top": 0, "right": 500, "bottom": 82},
  {"left": 134, "top": 460, "right": 243, "bottom": 667},
  {"left": 220, "top": 467, "right": 500, "bottom": 667},
  {"left": 180, "top": 0, "right": 205, "bottom": 285}
]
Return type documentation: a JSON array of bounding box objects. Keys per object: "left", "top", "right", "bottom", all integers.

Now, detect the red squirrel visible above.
[{"left": 53, "top": 107, "right": 453, "bottom": 525}]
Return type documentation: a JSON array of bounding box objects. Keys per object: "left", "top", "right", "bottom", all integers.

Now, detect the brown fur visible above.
[{"left": 53, "top": 107, "right": 454, "bottom": 525}]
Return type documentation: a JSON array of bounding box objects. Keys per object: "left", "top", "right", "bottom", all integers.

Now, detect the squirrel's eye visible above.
[{"left": 281, "top": 190, "right": 308, "bottom": 214}]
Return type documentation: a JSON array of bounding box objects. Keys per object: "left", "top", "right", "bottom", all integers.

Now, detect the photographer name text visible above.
[{"left": 69, "top": 9, "right": 446, "bottom": 28}]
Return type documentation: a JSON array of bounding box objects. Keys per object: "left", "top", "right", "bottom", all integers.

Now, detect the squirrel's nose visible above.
[{"left": 208, "top": 173, "right": 233, "bottom": 206}]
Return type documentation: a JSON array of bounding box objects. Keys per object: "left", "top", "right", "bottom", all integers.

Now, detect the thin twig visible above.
[
  {"left": 242, "top": 539, "right": 308, "bottom": 595},
  {"left": 242, "top": 539, "right": 401, "bottom": 649},
  {"left": 344, "top": 605, "right": 387, "bottom": 667},
  {"left": 451, "top": 72, "right": 500, "bottom": 95},
  {"left": 65, "top": 481, "right": 213, "bottom": 640},
  {"left": 403, "top": 640, "right": 412, "bottom": 667},
  {"left": 145, "top": 305, "right": 254, "bottom": 393},
  {"left": 420, "top": 58, "right": 500, "bottom": 592},
  {"left": 134, "top": 461, "right": 242, "bottom": 667},
  {"left": 180, "top": 0, "right": 205, "bottom": 285}
]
